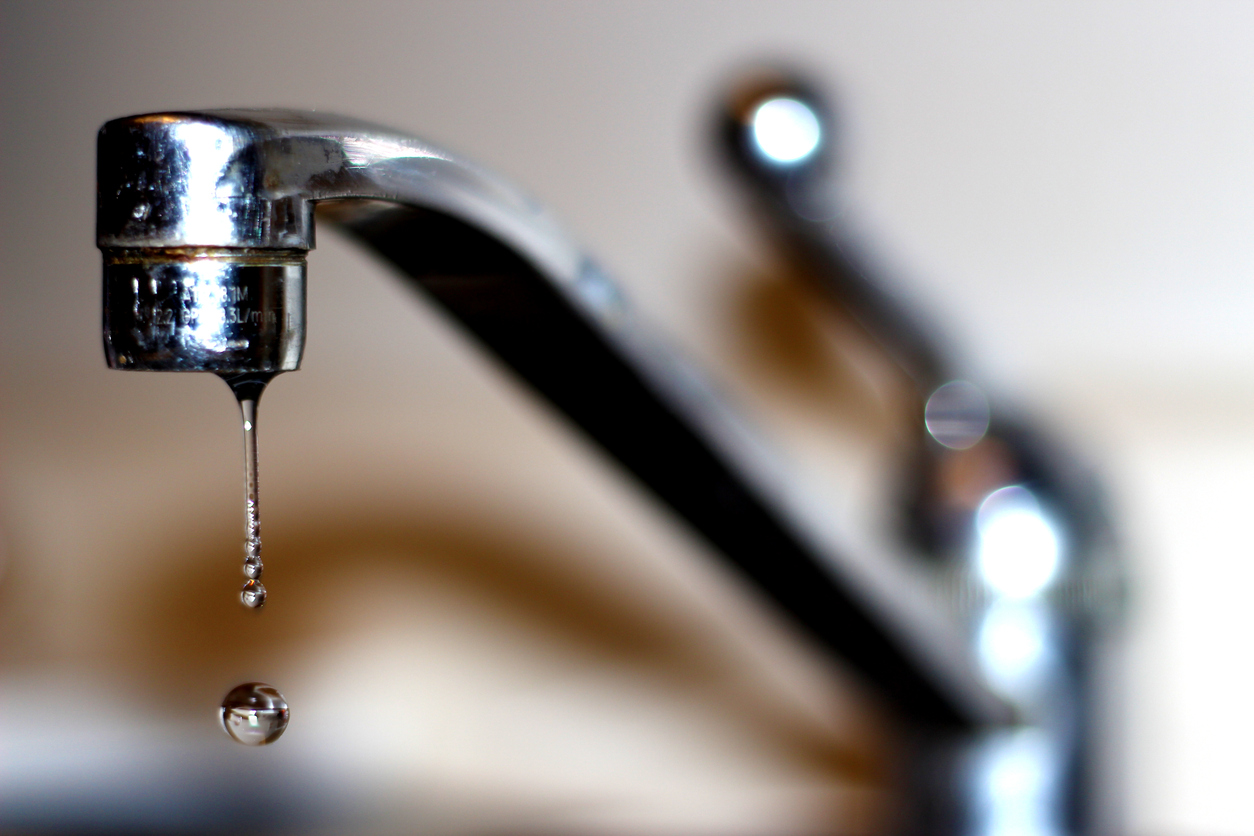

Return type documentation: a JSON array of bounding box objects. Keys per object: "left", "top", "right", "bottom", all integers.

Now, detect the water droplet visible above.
[
  {"left": 243, "top": 555, "right": 263, "bottom": 579},
  {"left": 241, "top": 579, "right": 266, "bottom": 608},
  {"left": 220, "top": 682, "right": 289, "bottom": 745}
]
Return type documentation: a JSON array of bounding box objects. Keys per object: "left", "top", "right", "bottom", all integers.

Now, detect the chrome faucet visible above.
[
  {"left": 97, "top": 111, "right": 584, "bottom": 382},
  {"left": 99, "top": 110, "right": 1015, "bottom": 832}
]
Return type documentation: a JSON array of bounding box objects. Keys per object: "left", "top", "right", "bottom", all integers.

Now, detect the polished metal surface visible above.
[
  {"left": 102, "top": 248, "right": 305, "bottom": 373},
  {"left": 97, "top": 110, "right": 1008, "bottom": 729},
  {"left": 97, "top": 110, "right": 580, "bottom": 376}
]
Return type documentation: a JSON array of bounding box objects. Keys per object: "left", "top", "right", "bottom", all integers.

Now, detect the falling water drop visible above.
[
  {"left": 241, "top": 579, "right": 267, "bottom": 608},
  {"left": 215, "top": 376, "right": 285, "bottom": 742},
  {"left": 221, "top": 682, "right": 289, "bottom": 745}
]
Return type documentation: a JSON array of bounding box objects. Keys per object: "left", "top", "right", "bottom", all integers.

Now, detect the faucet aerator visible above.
[{"left": 101, "top": 247, "right": 305, "bottom": 374}]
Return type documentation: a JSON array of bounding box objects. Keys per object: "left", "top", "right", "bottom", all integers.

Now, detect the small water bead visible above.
[
  {"left": 243, "top": 555, "right": 263, "bottom": 579},
  {"left": 221, "top": 682, "right": 289, "bottom": 746},
  {"left": 240, "top": 579, "right": 267, "bottom": 608}
]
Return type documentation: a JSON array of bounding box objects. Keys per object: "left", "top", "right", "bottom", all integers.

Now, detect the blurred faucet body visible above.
[{"left": 718, "top": 75, "right": 1128, "bottom": 836}]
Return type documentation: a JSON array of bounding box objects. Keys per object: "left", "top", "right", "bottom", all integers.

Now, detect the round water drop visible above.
[
  {"left": 243, "top": 555, "right": 263, "bottom": 579},
  {"left": 220, "top": 682, "right": 289, "bottom": 746},
  {"left": 240, "top": 579, "right": 267, "bottom": 608}
]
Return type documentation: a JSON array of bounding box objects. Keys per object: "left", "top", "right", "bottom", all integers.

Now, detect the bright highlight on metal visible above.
[
  {"left": 976, "top": 486, "right": 1062, "bottom": 599},
  {"left": 974, "top": 729, "right": 1063, "bottom": 836},
  {"left": 977, "top": 600, "right": 1052, "bottom": 699},
  {"left": 750, "top": 97, "right": 822, "bottom": 164}
]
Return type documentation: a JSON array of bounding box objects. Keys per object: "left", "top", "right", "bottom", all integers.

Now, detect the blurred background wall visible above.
[{"left": 1, "top": 2, "right": 1252, "bottom": 834}]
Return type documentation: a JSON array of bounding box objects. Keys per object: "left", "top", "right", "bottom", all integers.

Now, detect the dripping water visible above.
[
  {"left": 218, "top": 374, "right": 288, "bottom": 745},
  {"left": 220, "top": 373, "right": 276, "bottom": 609}
]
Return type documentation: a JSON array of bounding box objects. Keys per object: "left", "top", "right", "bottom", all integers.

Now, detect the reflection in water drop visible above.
[
  {"left": 221, "top": 682, "right": 289, "bottom": 746},
  {"left": 241, "top": 579, "right": 267, "bottom": 609},
  {"left": 243, "top": 555, "right": 263, "bottom": 579}
]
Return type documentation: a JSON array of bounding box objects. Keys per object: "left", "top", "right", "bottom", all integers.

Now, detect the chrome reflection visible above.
[
  {"left": 973, "top": 728, "right": 1064, "bottom": 836},
  {"left": 977, "top": 600, "right": 1056, "bottom": 701},
  {"left": 925, "top": 380, "right": 990, "bottom": 450},
  {"left": 970, "top": 483, "right": 1068, "bottom": 835},
  {"left": 976, "top": 486, "right": 1062, "bottom": 599},
  {"left": 184, "top": 259, "right": 230, "bottom": 352},
  {"left": 171, "top": 121, "right": 240, "bottom": 244},
  {"left": 750, "top": 97, "right": 822, "bottom": 165}
]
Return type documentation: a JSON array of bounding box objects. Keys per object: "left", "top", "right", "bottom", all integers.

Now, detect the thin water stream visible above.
[
  {"left": 218, "top": 374, "right": 288, "bottom": 745},
  {"left": 221, "top": 373, "right": 274, "bottom": 609}
]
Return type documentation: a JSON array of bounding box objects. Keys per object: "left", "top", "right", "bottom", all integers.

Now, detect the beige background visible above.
[{"left": 2, "top": 2, "right": 1253, "bottom": 834}]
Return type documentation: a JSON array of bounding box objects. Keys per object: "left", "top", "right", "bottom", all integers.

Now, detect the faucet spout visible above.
[{"left": 98, "top": 110, "right": 578, "bottom": 376}]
